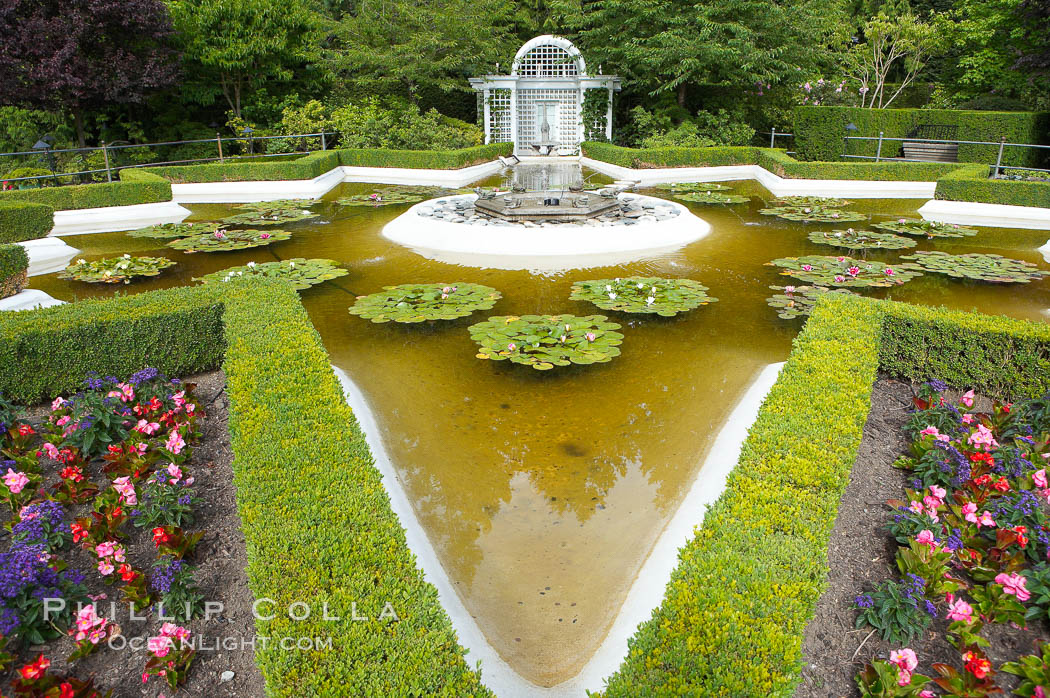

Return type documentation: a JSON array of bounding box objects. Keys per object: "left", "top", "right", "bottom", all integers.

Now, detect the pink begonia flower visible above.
[
  {"left": 930, "top": 485, "right": 946, "bottom": 500},
  {"left": 916, "top": 530, "right": 936, "bottom": 548},
  {"left": 1035, "top": 469, "right": 1048, "bottom": 489},
  {"left": 95, "top": 541, "right": 116, "bottom": 558},
  {"left": 166, "top": 430, "right": 185, "bottom": 455},
  {"left": 51, "top": 396, "right": 65, "bottom": 411},
  {"left": 977, "top": 511, "right": 996, "bottom": 528},
  {"left": 889, "top": 648, "right": 918, "bottom": 686},
  {"left": 1035, "top": 686, "right": 1047, "bottom": 698},
  {"left": 968, "top": 423, "right": 999, "bottom": 450},
  {"left": 961, "top": 413, "right": 975, "bottom": 424},
  {"left": 920, "top": 692, "right": 936, "bottom": 698},
  {"left": 946, "top": 594, "right": 974, "bottom": 623},
  {"left": 113, "top": 476, "right": 137, "bottom": 506},
  {"left": 173, "top": 391, "right": 187, "bottom": 408},
  {"left": 97, "top": 560, "right": 115, "bottom": 576},
  {"left": 919, "top": 426, "right": 940, "bottom": 437},
  {"left": 3, "top": 469, "right": 28, "bottom": 494},
  {"left": 167, "top": 463, "right": 183, "bottom": 482},
  {"left": 961, "top": 389, "right": 975, "bottom": 407},
  {"left": 996, "top": 572, "right": 1030, "bottom": 601},
  {"left": 147, "top": 636, "right": 172, "bottom": 658},
  {"left": 962, "top": 502, "right": 978, "bottom": 523},
  {"left": 55, "top": 416, "right": 70, "bottom": 427},
  {"left": 134, "top": 419, "right": 160, "bottom": 435},
  {"left": 41, "top": 443, "right": 60, "bottom": 460}
]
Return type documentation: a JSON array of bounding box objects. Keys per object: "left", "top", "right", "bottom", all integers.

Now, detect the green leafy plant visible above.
[
  {"left": 899, "top": 251, "right": 1050, "bottom": 283},
  {"left": 673, "top": 191, "right": 751, "bottom": 204},
  {"left": 808, "top": 228, "right": 917, "bottom": 250},
  {"left": 1002, "top": 642, "right": 1050, "bottom": 697},
  {"left": 57, "top": 255, "right": 175, "bottom": 284},
  {"left": 1022, "top": 563, "right": 1050, "bottom": 623},
  {"left": 768, "top": 255, "right": 923, "bottom": 287},
  {"left": 468, "top": 314, "right": 624, "bottom": 370},
  {"left": 854, "top": 576, "right": 935, "bottom": 644},
  {"left": 873, "top": 218, "right": 978, "bottom": 238},
  {"left": 349, "top": 283, "right": 501, "bottom": 323},
  {"left": 765, "top": 285, "right": 859, "bottom": 319},
  {"left": 570, "top": 277, "right": 718, "bottom": 316},
  {"left": 167, "top": 228, "right": 290, "bottom": 253},
  {"left": 126, "top": 222, "right": 221, "bottom": 239},
  {"left": 856, "top": 658, "right": 932, "bottom": 697},
  {"left": 195, "top": 258, "right": 348, "bottom": 290},
  {"left": 759, "top": 204, "right": 868, "bottom": 223}
]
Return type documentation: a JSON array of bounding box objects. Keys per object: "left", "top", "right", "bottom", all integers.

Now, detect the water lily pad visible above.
[
  {"left": 653, "top": 182, "right": 731, "bottom": 194},
  {"left": 168, "top": 229, "right": 291, "bottom": 253},
  {"left": 349, "top": 282, "right": 501, "bottom": 323},
  {"left": 766, "top": 285, "right": 859, "bottom": 319},
  {"left": 767, "top": 255, "right": 923, "bottom": 287},
  {"left": 807, "top": 228, "right": 917, "bottom": 250},
  {"left": 758, "top": 205, "right": 867, "bottom": 223},
  {"left": 468, "top": 314, "right": 624, "bottom": 370},
  {"left": 233, "top": 199, "right": 315, "bottom": 212},
  {"left": 337, "top": 186, "right": 453, "bottom": 207},
  {"left": 126, "top": 222, "right": 222, "bottom": 239},
  {"left": 771, "top": 196, "right": 849, "bottom": 208},
  {"left": 220, "top": 204, "right": 318, "bottom": 227},
  {"left": 673, "top": 191, "right": 750, "bottom": 205},
  {"left": 872, "top": 218, "right": 978, "bottom": 238},
  {"left": 195, "top": 258, "right": 348, "bottom": 290},
  {"left": 58, "top": 255, "right": 175, "bottom": 284},
  {"left": 899, "top": 251, "right": 1050, "bottom": 283},
  {"left": 570, "top": 277, "right": 718, "bottom": 316}
]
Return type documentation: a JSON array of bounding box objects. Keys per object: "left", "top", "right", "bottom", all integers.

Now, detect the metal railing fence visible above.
[{"left": 842, "top": 134, "right": 1050, "bottom": 176}]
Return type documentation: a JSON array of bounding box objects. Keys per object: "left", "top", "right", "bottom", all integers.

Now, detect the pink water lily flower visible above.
[
  {"left": 801, "top": 264, "right": 813, "bottom": 271},
  {"left": 889, "top": 648, "right": 918, "bottom": 686},
  {"left": 946, "top": 594, "right": 974, "bottom": 623},
  {"left": 259, "top": 232, "right": 271, "bottom": 240},
  {"left": 3, "top": 469, "right": 28, "bottom": 494},
  {"left": 585, "top": 333, "right": 596, "bottom": 342},
  {"left": 884, "top": 268, "right": 895, "bottom": 276},
  {"left": 834, "top": 275, "right": 845, "bottom": 282},
  {"left": 996, "top": 572, "right": 1030, "bottom": 601},
  {"left": 847, "top": 266, "right": 860, "bottom": 277},
  {"left": 784, "top": 286, "right": 795, "bottom": 293},
  {"left": 507, "top": 343, "right": 516, "bottom": 352},
  {"left": 961, "top": 389, "right": 975, "bottom": 407}
]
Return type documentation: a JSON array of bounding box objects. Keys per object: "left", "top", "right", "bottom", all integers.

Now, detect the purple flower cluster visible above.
[
  {"left": 151, "top": 557, "right": 184, "bottom": 594},
  {"left": 129, "top": 367, "right": 160, "bottom": 385},
  {"left": 12, "top": 500, "right": 66, "bottom": 550},
  {"left": 926, "top": 379, "right": 948, "bottom": 392}
]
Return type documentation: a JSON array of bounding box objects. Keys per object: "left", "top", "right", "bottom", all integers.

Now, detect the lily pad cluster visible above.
[
  {"left": 771, "top": 196, "right": 849, "bottom": 208},
  {"left": 767, "top": 255, "right": 923, "bottom": 287},
  {"left": 673, "top": 191, "right": 750, "bottom": 205},
  {"left": 872, "top": 218, "right": 978, "bottom": 238},
  {"left": 127, "top": 222, "right": 221, "bottom": 239},
  {"left": 899, "top": 251, "right": 1050, "bottom": 283},
  {"left": 654, "top": 182, "right": 731, "bottom": 194},
  {"left": 220, "top": 203, "right": 319, "bottom": 227},
  {"left": 167, "top": 228, "right": 290, "bottom": 253},
  {"left": 807, "top": 228, "right": 917, "bottom": 250},
  {"left": 759, "top": 204, "right": 868, "bottom": 223},
  {"left": 569, "top": 276, "right": 718, "bottom": 316},
  {"left": 766, "top": 285, "right": 858, "bottom": 319},
  {"left": 58, "top": 255, "right": 175, "bottom": 284},
  {"left": 233, "top": 199, "right": 314, "bottom": 212},
  {"left": 468, "top": 314, "right": 624, "bottom": 370},
  {"left": 195, "top": 258, "right": 348, "bottom": 290},
  {"left": 349, "top": 282, "right": 501, "bottom": 323},
  {"left": 337, "top": 186, "right": 449, "bottom": 207}
]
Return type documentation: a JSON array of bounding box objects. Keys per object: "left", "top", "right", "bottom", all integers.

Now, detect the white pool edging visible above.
[
  {"left": 333, "top": 360, "right": 784, "bottom": 696},
  {"left": 918, "top": 199, "right": 1050, "bottom": 231},
  {"left": 19, "top": 237, "right": 81, "bottom": 276},
  {"left": 171, "top": 166, "right": 346, "bottom": 204},
  {"left": 579, "top": 157, "right": 938, "bottom": 199},
  {"left": 51, "top": 201, "right": 192, "bottom": 236},
  {"left": 0, "top": 290, "right": 65, "bottom": 312},
  {"left": 340, "top": 160, "right": 505, "bottom": 187},
  {"left": 382, "top": 193, "right": 710, "bottom": 272}
]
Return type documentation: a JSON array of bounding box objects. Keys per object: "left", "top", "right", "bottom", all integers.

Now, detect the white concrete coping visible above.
[
  {"left": 52, "top": 201, "right": 192, "bottom": 237},
  {"left": 340, "top": 160, "right": 505, "bottom": 187},
  {"left": 19, "top": 237, "right": 81, "bottom": 277},
  {"left": 333, "top": 361, "right": 784, "bottom": 697},
  {"left": 382, "top": 193, "right": 710, "bottom": 272},
  {"left": 0, "top": 289, "right": 65, "bottom": 312},
  {"left": 171, "top": 166, "right": 346, "bottom": 204},
  {"left": 1039, "top": 239, "right": 1050, "bottom": 264},
  {"left": 579, "top": 157, "right": 938, "bottom": 199},
  {"left": 919, "top": 199, "right": 1050, "bottom": 232}
]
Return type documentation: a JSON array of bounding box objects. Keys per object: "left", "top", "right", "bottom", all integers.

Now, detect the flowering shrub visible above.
[{"left": 854, "top": 382, "right": 1050, "bottom": 694}]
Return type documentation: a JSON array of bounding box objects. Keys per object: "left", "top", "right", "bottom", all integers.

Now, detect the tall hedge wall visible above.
[
  {"left": 0, "top": 201, "right": 53, "bottom": 243},
  {"left": 793, "top": 106, "right": 1050, "bottom": 167}
]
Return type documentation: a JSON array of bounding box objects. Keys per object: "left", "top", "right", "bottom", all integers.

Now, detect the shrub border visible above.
[
  {"left": 600, "top": 294, "right": 1050, "bottom": 695},
  {"left": 0, "top": 243, "right": 28, "bottom": 299},
  {"left": 0, "top": 283, "right": 492, "bottom": 695}
]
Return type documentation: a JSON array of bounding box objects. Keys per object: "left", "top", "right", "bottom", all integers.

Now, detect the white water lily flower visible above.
[
  {"left": 237, "top": 271, "right": 244, "bottom": 276},
  {"left": 636, "top": 283, "right": 645, "bottom": 289},
  {"left": 646, "top": 296, "right": 656, "bottom": 305},
  {"left": 608, "top": 292, "right": 617, "bottom": 300},
  {"left": 76, "top": 259, "right": 86, "bottom": 265},
  {"left": 122, "top": 254, "right": 131, "bottom": 259},
  {"left": 247, "top": 261, "right": 257, "bottom": 268},
  {"left": 288, "top": 262, "right": 295, "bottom": 268},
  {"left": 605, "top": 284, "right": 612, "bottom": 292}
]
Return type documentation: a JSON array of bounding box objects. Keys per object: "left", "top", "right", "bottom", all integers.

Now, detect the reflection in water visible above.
[{"left": 27, "top": 175, "right": 1050, "bottom": 687}]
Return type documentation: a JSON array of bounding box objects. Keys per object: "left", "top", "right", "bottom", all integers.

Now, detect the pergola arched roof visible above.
[{"left": 511, "top": 35, "right": 587, "bottom": 78}]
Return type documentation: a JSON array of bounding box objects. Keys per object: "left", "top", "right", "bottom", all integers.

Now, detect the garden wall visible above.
[
  {"left": 599, "top": 295, "right": 1050, "bottom": 695},
  {"left": 793, "top": 106, "right": 1050, "bottom": 167},
  {"left": 0, "top": 282, "right": 491, "bottom": 696}
]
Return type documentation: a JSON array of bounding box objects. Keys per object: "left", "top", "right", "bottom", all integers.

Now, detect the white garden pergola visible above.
[{"left": 469, "top": 36, "right": 621, "bottom": 157}]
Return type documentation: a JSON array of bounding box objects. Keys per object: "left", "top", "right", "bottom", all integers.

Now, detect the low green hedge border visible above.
[
  {"left": 0, "top": 283, "right": 490, "bottom": 695},
  {"left": 0, "top": 201, "right": 53, "bottom": 243},
  {"left": 137, "top": 143, "right": 513, "bottom": 182},
  {"left": 0, "top": 172, "right": 171, "bottom": 211},
  {"left": 793, "top": 106, "right": 1050, "bottom": 168},
  {"left": 0, "top": 243, "right": 29, "bottom": 299},
  {"left": 600, "top": 294, "right": 1050, "bottom": 695},
  {"left": 934, "top": 164, "right": 1050, "bottom": 208}
]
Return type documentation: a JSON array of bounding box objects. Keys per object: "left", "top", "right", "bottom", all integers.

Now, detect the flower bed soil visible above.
[
  {"left": 795, "top": 378, "right": 1048, "bottom": 697},
  {"left": 5, "top": 371, "right": 266, "bottom": 697}
]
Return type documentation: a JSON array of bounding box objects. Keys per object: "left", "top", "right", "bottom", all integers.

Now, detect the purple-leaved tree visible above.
[{"left": 0, "top": 0, "right": 181, "bottom": 147}]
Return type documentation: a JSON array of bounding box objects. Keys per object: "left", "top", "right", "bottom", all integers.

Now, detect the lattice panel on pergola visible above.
[
  {"left": 517, "top": 89, "right": 579, "bottom": 150},
  {"left": 487, "top": 89, "right": 512, "bottom": 143},
  {"left": 516, "top": 45, "right": 580, "bottom": 77}
]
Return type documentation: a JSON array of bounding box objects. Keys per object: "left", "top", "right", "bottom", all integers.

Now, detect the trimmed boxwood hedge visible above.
[
  {"left": 0, "top": 283, "right": 491, "bottom": 695},
  {"left": 0, "top": 243, "right": 28, "bottom": 299},
  {"left": 0, "top": 201, "right": 53, "bottom": 243},
  {"left": 336, "top": 142, "right": 512, "bottom": 169},
  {"left": 793, "top": 106, "right": 1050, "bottom": 167},
  {"left": 935, "top": 163, "right": 1050, "bottom": 208},
  {"left": 599, "top": 294, "right": 1050, "bottom": 695},
  {"left": 0, "top": 173, "right": 171, "bottom": 212}
]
